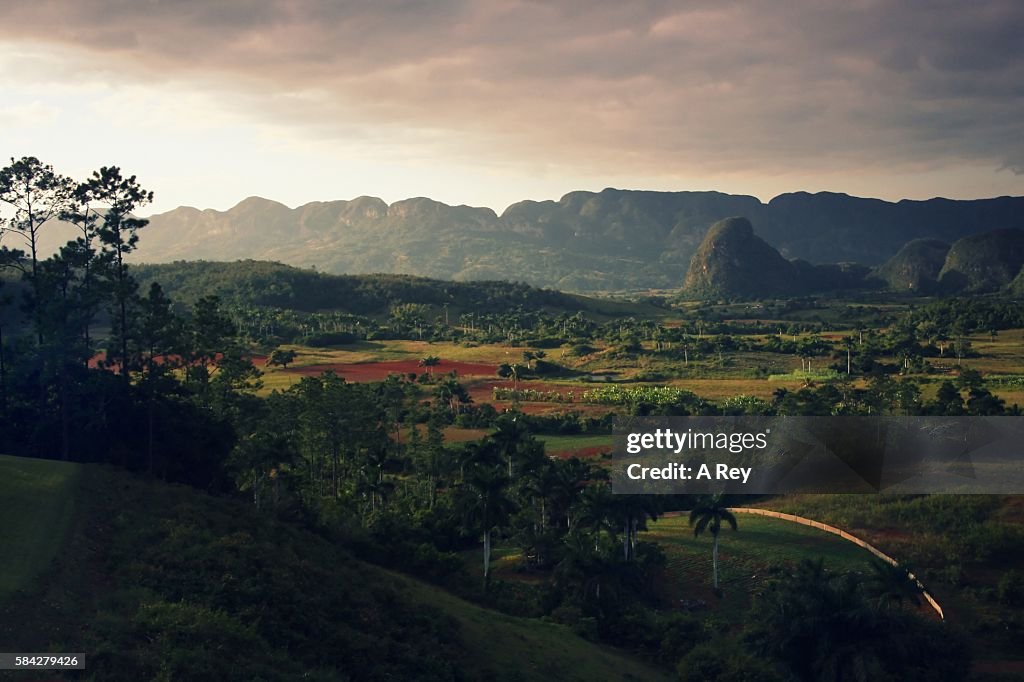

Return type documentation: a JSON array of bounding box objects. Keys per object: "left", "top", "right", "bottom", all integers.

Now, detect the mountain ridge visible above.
[{"left": 36, "top": 188, "right": 1024, "bottom": 292}]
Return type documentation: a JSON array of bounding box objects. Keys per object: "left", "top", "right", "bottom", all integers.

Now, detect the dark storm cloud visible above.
[{"left": 2, "top": 0, "right": 1023, "bottom": 176}]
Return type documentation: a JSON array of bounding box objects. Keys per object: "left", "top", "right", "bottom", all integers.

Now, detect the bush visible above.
[
  {"left": 303, "top": 331, "right": 358, "bottom": 346},
  {"left": 677, "top": 640, "right": 785, "bottom": 682},
  {"left": 998, "top": 570, "right": 1024, "bottom": 606},
  {"left": 531, "top": 337, "right": 567, "bottom": 349},
  {"left": 569, "top": 343, "right": 596, "bottom": 357}
]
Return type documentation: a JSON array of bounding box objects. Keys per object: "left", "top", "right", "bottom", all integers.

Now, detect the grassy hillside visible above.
[
  {"left": 0, "top": 455, "right": 80, "bottom": 601},
  {"left": 0, "top": 456, "right": 668, "bottom": 682}
]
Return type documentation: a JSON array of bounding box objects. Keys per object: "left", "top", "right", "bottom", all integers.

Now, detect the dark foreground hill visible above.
[
  {"left": 34, "top": 189, "right": 1024, "bottom": 292},
  {"left": 0, "top": 455, "right": 668, "bottom": 682}
]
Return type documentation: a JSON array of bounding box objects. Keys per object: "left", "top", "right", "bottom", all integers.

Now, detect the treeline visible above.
[
  {"left": 132, "top": 260, "right": 586, "bottom": 315},
  {"left": 0, "top": 157, "right": 260, "bottom": 481}
]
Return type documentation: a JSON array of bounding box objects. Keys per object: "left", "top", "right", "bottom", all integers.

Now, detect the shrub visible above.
[
  {"left": 998, "top": 570, "right": 1023, "bottom": 606},
  {"left": 677, "top": 640, "right": 784, "bottom": 682},
  {"left": 303, "top": 331, "right": 358, "bottom": 346}
]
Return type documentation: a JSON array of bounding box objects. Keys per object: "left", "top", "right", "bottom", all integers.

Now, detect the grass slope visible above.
[
  {"left": 0, "top": 456, "right": 668, "bottom": 682},
  {"left": 398, "top": 574, "right": 666, "bottom": 681},
  {"left": 0, "top": 455, "right": 80, "bottom": 601}
]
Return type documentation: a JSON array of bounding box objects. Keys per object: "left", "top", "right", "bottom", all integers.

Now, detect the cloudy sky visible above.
[{"left": 1, "top": 0, "right": 1022, "bottom": 214}]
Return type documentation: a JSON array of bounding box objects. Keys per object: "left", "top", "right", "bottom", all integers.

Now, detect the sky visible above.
[{"left": 1, "top": 0, "right": 1022, "bottom": 215}]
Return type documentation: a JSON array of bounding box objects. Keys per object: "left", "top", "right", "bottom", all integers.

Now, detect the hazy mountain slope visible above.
[
  {"left": 1008, "top": 266, "right": 1024, "bottom": 296},
  {"left": 760, "top": 193, "right": 1024, "bottom": 264},
  {"left": 871, "top": 238, "right": 951, "bottom": 292},
  {"left": 938, "top": 229, "right": 1024, "bottom": 293},
  {"left": 32, "top": 188, "right": 1024, "bottom": 291}
]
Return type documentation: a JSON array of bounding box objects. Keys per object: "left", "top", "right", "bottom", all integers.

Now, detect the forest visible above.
[{"left": 2, "top": 157, "right": 1021, "bottom": 681}]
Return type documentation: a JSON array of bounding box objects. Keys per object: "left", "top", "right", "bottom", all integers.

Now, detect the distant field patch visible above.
[
  {"left": 390, "top": 340, "right": 564, "bottom": 365},
  {"left": 538, "top": 434, "right": 614, "bottom": 458},
  {"left": 768, "top": 369, "right": 841, "bottom": 382},
  {"left": 0, "top": 455, "right": 80, "bottom": 601},
  {"left": 668, "top": 378, "right": 799, "bottom": 400},
  {"left": 287, "top": 359, "right": 498, "bottom": 382},
  {"left": 443, "top": 427, "right": 491, "bottom": 443}
]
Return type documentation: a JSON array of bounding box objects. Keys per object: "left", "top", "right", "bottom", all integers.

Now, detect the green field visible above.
[
  {"left": 538, "top": 433, "right": 614, "bottom": 455},
  {"left": 470, "top": 511, "right": 894, "bottom": 623},
  {"left": 0, "top": 455, "right": 80, "bottom": 600},
  {"left": 645, "top": 512, "right": 884, "bottom": 619}
]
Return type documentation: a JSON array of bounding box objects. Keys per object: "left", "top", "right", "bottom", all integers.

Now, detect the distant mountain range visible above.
[{"left": 37, "top": 188, "right": 1024, "bottom": 292}]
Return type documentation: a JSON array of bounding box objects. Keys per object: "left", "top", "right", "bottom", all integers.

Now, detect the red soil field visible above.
[{"left": 288, "top": 359, "right": 498, "bottom": 382}]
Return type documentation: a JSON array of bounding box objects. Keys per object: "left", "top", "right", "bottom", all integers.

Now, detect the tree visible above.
[
  {"left": 841, "top": 335, "right": 856, "bottom": 375},
  {"left": 0, "top": 288, "right": 8, "bottom": 416},
  {"left": 419, "top": 355, "right": 440, "bottom": 377},
  {"left": 867, "top": 559, "right": 922, "bottom": 609},
  {"left": 521, "top": 349, "right": 546, "bottom": 369},
  {"left": 689, "top": 495, "right": 737, "bottom": 590},
  {"left": 497, "top": 361, "right": 523, "bottom": 388},
  {"left": 268, "top": 348, "right": 297, "bottom": 369},
  {"left": 60, "top": 177, "right": 107, "bottom": 349},
  {"left": 0, "top": 157, "right": 76, "bottom": 343},
  {"left": 459, "top": 448, "right": 515, "bottom": 589},
  {"left": 749, "top": 558, "right": 971, "bottom": 681},
  {"left": 613, "top": 494, "right": 661, "bottom": 562},
  {"left": 80, "top": 167, "right": 153, "bottom": 376},
  {"left": 932, "top": 381, "right": 964, "bottom": 415},
  {"left": 137, "top": 283, "right": 182, "bottom": 474},
  {"left": 952, "top": 327, "right": 971, "bottom": 367},
  {"left": 433, "top": 375, "right": 470, "bottom": 414}
]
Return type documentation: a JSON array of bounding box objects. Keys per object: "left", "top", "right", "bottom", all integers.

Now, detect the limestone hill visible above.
[
  {"left": 872, "top": 238, "right": 951, "bottom": 293},
  {"left": 938, "top": 229, "right": 1024, "bottom": 293},
  {"left": 681, "top": 217, "right": 801, "bottom": 298}
]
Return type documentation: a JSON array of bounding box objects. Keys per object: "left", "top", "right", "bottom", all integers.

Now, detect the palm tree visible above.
[
  {"left": 460, "top": 453, "right": 516, "bottom": 590},
  {"left": 418, "top": 355, "right": 440, "bottom": 377},
  {"left": 689, "top": 494, "right": 737, "bottom": 590},
  {"left": 509, "top": 362, "right": 522, "bottom": 389},
  {"left": 867, "top": 559, "right": 923, "bottom": 609}
]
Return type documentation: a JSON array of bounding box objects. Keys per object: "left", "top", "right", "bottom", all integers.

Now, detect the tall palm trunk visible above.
[
  {"left": 712, "top": 532, "right": 720, "bottom": 589},
  {"left": 0, "top": 323, "right": 6, "bottom": 415},
  {"left": 59, "top": 369, "right": 70, "bottom": 461},
  {"left": 482, "top": 529, "right": 491, "bottom": 590}
]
